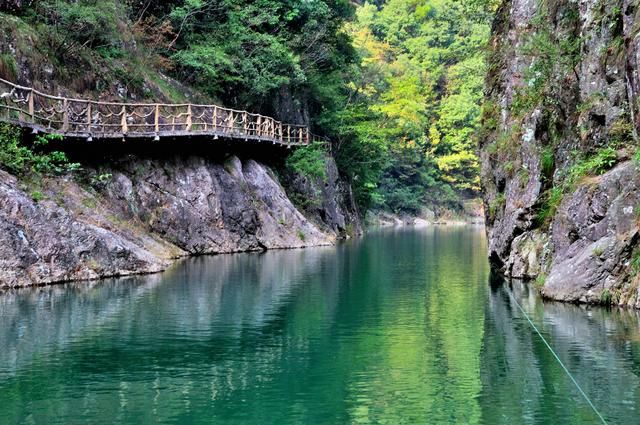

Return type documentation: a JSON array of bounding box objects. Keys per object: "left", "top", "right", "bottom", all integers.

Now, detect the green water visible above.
[{"left": 1, "top": 227, "right": 640, "bottom": 424}]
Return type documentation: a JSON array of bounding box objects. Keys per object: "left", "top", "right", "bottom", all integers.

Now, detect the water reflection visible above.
[
  {"left": 0, "top": 227, "right": 639, "bottom": 424},
  {"left": 482, "top": 277, "right": 640, "bottom": 424}
]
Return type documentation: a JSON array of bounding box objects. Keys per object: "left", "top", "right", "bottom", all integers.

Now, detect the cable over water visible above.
[{"left": 506, "top": 286, "right": 608, "bottom": 425}]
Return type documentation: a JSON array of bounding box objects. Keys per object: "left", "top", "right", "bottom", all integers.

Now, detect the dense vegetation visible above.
[
  {"left": 0, "top": 0, "right": 497, "bottom": 216},
  {"left": 334, "top": 0, "right": 497, "bottom": 213}
]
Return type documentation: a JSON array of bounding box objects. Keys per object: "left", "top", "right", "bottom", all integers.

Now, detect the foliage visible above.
[
  {"left": 34, "top": 0, "right": 122, "bottom": 57},
  {"left": 488, "top": 192, "right": 506, "bottom": 221},
  {"left": 0, "top": 53, "right": 17, "bottom": 80},
  {"left": 537, "top": 186, "right": 563, "bottom": 224},
  {"left": 286, "top": 142, "right": 328, "bottom": 181},
  {"left": 600, "top": 288, "right": 612, "bottom": 306},
  {"left": 327, "top": 0, "right": 495, "bottom": 213},
  {"left": 5, "top": 0, "right": 499, "bottom": 215},
  {"left": 566, "top": 147, "right": 617, "bottom": 185},
  {"left": 165, "top": 0, "right": 355, "bottom": 111},
  {"left": 0, "top": 124, "right": 80, "bottom": 176},
  {"left": 537, "top": 147, "right": 618, "bottom": 225},
  {"left": 534, "top": 274, "right": 546, "bottom": 288}
]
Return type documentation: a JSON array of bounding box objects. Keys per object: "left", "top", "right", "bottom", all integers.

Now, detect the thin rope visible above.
[{"left": 506, "top": 288, "right": 608, "bottom": 425}]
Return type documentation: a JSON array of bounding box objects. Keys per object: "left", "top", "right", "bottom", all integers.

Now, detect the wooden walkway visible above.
[{"left": 0, "top": 77, "right": 322, "bottom": 146}]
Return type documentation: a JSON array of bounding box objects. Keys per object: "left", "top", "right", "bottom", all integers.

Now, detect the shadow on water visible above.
[{"left": 0, "top": 226, "right": 639, "bottom": 424}]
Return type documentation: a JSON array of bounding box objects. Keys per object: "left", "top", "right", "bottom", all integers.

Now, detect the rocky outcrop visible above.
[
  {"left": 542, "top": 161, "right": 640, "bottom": 306},
  {"left": 481, "top": 0, "right": 640, "bottom": 307},
  {"left": 283, "top": 157, "right": 362, "bottom": 236},
  {"left": 0, "top": 155, "right": 356, "bottom": 288}
]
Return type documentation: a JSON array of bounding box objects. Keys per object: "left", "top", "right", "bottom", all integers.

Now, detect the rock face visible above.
[
  {"left": 481, "top": 0, "right": 640, "bottom": 307},
  {"left": 283, "top": 157, "right": 362, "bottom": 236},
  {"left": 0, "top": 155, "right": 358, "bottom": 288}
]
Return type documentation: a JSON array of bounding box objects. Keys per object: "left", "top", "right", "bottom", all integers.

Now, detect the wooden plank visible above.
[{"left": 87, "top": 102, "right": 92, "bottom": 131}]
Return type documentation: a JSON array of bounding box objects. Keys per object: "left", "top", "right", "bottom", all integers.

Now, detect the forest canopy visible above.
[{"left": 1, "top": 0, "right": 497, "bottom": 215}]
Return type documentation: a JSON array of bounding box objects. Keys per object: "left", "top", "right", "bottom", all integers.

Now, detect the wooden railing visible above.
[{"left": 0, "top": 77, "right": 325, "bottom": 146}]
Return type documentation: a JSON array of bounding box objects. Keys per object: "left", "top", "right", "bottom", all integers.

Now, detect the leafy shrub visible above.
[
  {"left": 537, "top": 147, "right": 618, "bottom": 225},
  {"left": 535, "top": 274, "right": 547, "bottom": 288},
  {"left": 30, "top": 190, "right": 44, "bottom": 202},
  {"left": 537, "top": 186, "right": 564, "bottom": 224},
  {"left": 0, "top": 124, "right": 80, "bottom": 176},
  {"left": 0, "top": 53, "right": 17, "bottom": 80},
  {"left": 286, "top": 142, "right": 328, "bottom": 181},
  {"left": 488, "top": 192, "right": 506, "bottom": 220},
  {"left": 567, "top": 147, "right": 617, "bottom": 185},
  {"left": 46, "top": 0, "right": 120, "bottom": 48},
  {"left": 540, "top": 147, "right": 555, "bottom": 178}
]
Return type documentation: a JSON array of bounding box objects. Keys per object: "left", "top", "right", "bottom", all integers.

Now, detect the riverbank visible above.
[
  {"left": 366, "top": 199, "right": 485, "bottom": 228},
  {"left": 0, "top": 153, "right": 360, "bottom": 288}
]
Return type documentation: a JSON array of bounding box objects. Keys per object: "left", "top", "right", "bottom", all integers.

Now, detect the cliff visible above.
[
  {"left": 481, "top": 0, "right": 640, "bottom": 307},
  {"left": 0, "top": 148, "right": 360, "bottom": 287}
]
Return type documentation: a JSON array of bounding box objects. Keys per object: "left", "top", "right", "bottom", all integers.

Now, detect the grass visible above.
[
  {"left": 538, "top": 147, "right": 619, "bottom": 225},
  {"left": 30, "top": 190, "right": 44, "bottom": 202},
  {"left": 0, "top": 53, "right": 17, "bottom": 80},
  {"left": 631, "top": 249, "right": 640, "bottom": 274},
  {"left": 81, "top": 197, "right": 98, "bottom": 209},
  {"left": 488, "top": 192, "right": 506, "bottom": 221},
  {"left": 592, "top": 245, "right": 604, "bottom": 257},
  {"left": 540, "top": 147, "right": 555, "bottom": 178}
]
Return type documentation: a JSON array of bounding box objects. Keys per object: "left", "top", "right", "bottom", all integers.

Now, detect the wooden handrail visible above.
[{"left": 0, "top": 77, "right": 330, "bottom": 146}]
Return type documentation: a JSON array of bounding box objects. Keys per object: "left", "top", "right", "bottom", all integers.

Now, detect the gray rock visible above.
[
  {"left": 542, "top": 162, "right": 640, "bottom": 304},
  {"left": 481, "top": 0, "right": 640, "bottom": 307},
  {"left": 282, "top": 156, "right": 362, "bottom": 237},
  {"left": 0, "top": 155, "right": 352, "bottom": 288},
  {"left": 506, "top": 230, "right": 550, "bottom": 279}
]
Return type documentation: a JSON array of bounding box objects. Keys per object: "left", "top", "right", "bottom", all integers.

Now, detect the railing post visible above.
[
  {"left": 62, "top": 98, "right": 69, "bottom": 132},
  {"left": 186, "top": 104, "right": 192, "bottom": 131},
  {"left": 154, "top": 104, "right": 159, "bottom": 133},
  {"left": 121, "top": 105, "right": 128, "bottom": 134},
  {"left": 213, "top": 106, "right": 217, "bottom": 131},
  {"left": 228, "top": 111, "right": 234, "bottom": 133},
  {"left": 256, "top": 116, "right": 262, "bottom": 137},
  {"left": 279, "top": 122, "right": 282, "bottom": 143},
  {"left": 299, "top": 128, "right": 303, "bottom": 145},
  {"left": 243, "top": 112, "right": 248, "bottom": 136},
  {"left": 28, "top": 89, "right": 34, "bottom": 122},
  {"left": 86, "top": 102, "right": 91, "bottom": 131},
  {"left": 287, "top": 125, "right": 290, "bottom": 144}
]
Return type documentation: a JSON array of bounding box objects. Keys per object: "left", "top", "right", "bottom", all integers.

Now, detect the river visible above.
[{"left": 0, "top": 227, "right": 639, "bottom": 424}]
